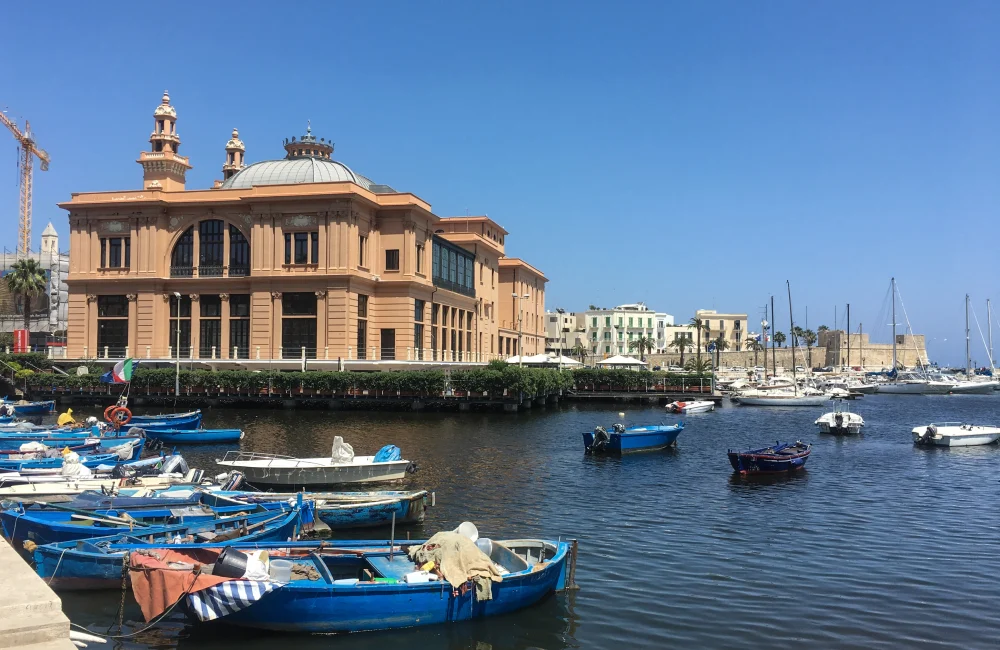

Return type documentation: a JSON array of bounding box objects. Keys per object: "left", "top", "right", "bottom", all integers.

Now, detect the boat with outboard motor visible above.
[
  {"left": 216, "top": 441, "right": 412, "bottom": 487},
  {"left": 911, "top": 423, "right": 1000, "bottom": 447},
  {"left": 666, "top": 400, "right": 715, "bottom": 414},
  {"left": 582, "top": 421, "right": 684, "bottom": 453},
  {"left": 815, "top": 401, "right": 865, "bottom": 434}
]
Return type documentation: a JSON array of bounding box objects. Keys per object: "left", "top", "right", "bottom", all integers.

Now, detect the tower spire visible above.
[
  {"left": 222, "top": 127, "right": 246, "bottom": 180},
  {"left": 137, "top": 90, "right": 191, "bottom": 190}
]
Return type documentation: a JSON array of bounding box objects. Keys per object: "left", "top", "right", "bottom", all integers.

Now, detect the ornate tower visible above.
[
  {"left": 222, "top": 128, "right": 246, "bottom": 180},
  {"left": 137, "top": 91, "right": 192, "bottom": 191}
]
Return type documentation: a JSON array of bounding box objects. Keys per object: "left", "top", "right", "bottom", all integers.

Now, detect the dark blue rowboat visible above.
[
  {"left": 0, "top": 441, "right": 101, "bottom": 457},
  {"left": 0, "top": 452, "right": 126, "bottom": 472},
  {"left": 0, "top": 436, "right": 142, "bottom": 453},
  {"left": 126, "top": 537, "right": 572, "bottom": 632},
  {"left": 142, "top": 428, "right": 243, "bottom": 444},
  {"left": 727, "top": 441, "right": 811, "bottom": 475},
  {"left": 6, "top": 401, "right": 56, "bottom": 415},
  {"left": 582, "top": 422, "right": 684, "bottom": 453},
  {"left": 33, "top": 507, "right": 303, "bottom": 590}
]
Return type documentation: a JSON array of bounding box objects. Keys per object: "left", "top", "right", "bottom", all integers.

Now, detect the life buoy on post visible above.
[
  {"left": 104, "top": 405, "right": 117, "bottom": 422},
  {"left": 110, "top": 406, "right": 132, "bottom": 426}
]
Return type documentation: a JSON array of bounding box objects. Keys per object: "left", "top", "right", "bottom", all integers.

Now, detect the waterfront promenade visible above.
[{"left": 0, "top": 537, "right": 74, "bottom": 650}]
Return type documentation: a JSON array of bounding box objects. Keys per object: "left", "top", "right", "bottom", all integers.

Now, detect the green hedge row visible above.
[{"left": 22, "top": 365, "right": 709, "bottom": 396}]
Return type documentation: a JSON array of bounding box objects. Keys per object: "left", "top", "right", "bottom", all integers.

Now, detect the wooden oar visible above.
[{"left": 24, "top": 500, "right": 149, "bottom": 527}]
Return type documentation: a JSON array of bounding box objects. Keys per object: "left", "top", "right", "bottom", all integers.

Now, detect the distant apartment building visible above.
[
  {"left": 695, "top": 309, "right": 748, "bottom": 351},
  {"left": 560, "top": 303, "right": 673, "bottom": 358},
  {"left": 544, "top": 309, "right": 586, "bottom": 355}
]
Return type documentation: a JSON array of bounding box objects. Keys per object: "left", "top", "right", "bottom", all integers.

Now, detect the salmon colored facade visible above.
[{"left": 60, "top": 93, "right": 546, "bottom": 363}]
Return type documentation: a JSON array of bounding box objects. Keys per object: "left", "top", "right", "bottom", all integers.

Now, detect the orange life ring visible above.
[
  {"left": 110, "top": 406, "right": 132, "bottom": 426},
  {"left": 104, "top": 405, "right": 117, "bottom": 422}
]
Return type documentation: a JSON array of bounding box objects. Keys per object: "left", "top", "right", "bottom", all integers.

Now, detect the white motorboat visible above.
[
  {"left": 815, "top": 402, "right": 865, "bottom": 434},
  {"left": 945, "top": 380, "right": 995, "bottom": 395},
  {"left": 876, "top": 373, "right": 956, "bottom": 395},
  {"left": 733, "top": 388, "right": 830, "bottom": 407},
  {"left": 666, "top": 400, "right": 715, "bottom": 414},
  {"left": 216, "top": 450, "right": 411, "bottom": 486},
  {"left": 911, "top": 423, "right": 1000, "bottom": 447}
]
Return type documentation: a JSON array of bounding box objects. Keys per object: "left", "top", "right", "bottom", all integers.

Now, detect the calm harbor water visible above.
[{"left": 56, "top": 394, "right": 1000, "bottom": 649}]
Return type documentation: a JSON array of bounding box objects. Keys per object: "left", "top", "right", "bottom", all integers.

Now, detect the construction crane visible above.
[{"left": 0, "top": 111, "right": 50, "bottom": 257}]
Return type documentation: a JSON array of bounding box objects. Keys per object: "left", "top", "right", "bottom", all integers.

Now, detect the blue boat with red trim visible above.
[{"left": 727, "top": 441, "right": 811, "bottom": 475}]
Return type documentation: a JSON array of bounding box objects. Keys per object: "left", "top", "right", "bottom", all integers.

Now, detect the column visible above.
[
  {"left": 316, "top": 290, "right": 328, "bottom": 353},
  {"left": 220, "top": 293, "right": 231, "bottom": 358},
  {"left": 127, "top": 293, "right": 138, "bottom": 356},
  {"left": 189, "top": 294, "right": 200, "bottom": 358}
]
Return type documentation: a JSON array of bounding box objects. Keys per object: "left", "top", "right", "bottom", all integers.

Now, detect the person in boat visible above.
[{"left": 57, "top": 408, "right": 77, "bottom": 426}]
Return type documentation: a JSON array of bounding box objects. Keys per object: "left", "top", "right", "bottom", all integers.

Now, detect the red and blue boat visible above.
[{"left": 727, "top": 441, "right": 811, "bottom": 475}]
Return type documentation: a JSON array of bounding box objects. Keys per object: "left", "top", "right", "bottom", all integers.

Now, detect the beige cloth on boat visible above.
[{"left": 408, "top": 531, "right": 502, "bottom": 600}]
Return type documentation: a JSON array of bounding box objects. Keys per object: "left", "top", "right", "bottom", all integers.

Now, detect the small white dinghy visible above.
[
  {"left": 815, "top": 401, "right": 864, "bottom": 434},
  {"left": 666, "top": 400, "right": 715, "bottom": 414},
  {"left": 216, "top": 437, "right": 411, "bottom": 486},
  {"left": 911, "top": 423, "right": 1000, "bottom": 447}
]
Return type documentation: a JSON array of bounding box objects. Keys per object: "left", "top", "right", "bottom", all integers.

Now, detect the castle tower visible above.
[
  {"left": 40, "top": 222, "right": 58, "bottom": 255},
  {"left": 137, "top": 91, "right": 192, "bottom": 191},
  {"left": 222, "top": 128, "right": 246, "bottom": 180}
]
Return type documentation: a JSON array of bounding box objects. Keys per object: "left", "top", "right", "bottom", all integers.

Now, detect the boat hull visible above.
[
  {"left": 216, "top": 460, "right": 411, "bottom": 486},
  {"left": 734, "top": 395, "right": 828, "bottom": 406},
  {"left": 817, "top": 423, "right": 863, "bottom": 435},
  {"left": 195, "top": 542, "right": 569, "bottom": 632},
  {"left": 727, "top": 443, "right": 811, "bottom": 474},
  {"left": 582, "top": 424, "right": 684, "bottom": 453},
  {"left": 911, "top": 425, "right": 1000, "bottom": 447},
  {"left": 9, "top": 401, "right": 56, "bottom": 415},
  {"left": 145, "top": 429, "right": 243, "bottom": 444},
  {"left": 128, "top": 411, "right": 203, "bottom": 431},
  {"left": 946, "top": 382, "right": 995, "bottom": 395}
]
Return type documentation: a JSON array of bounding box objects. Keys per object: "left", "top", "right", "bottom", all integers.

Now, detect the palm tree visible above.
[
  {"left": 747, "top": 339, "right": 764, "bottom": 367},
  {"left": 668, "top": 337, "right": 690, "bottom": 367},
  {"left": 802, "top": 329, "right": 817, "bottom": 367},
  {"left": 712, "top": 335, "right": 730, "bottom": 369},
  {"left": 773, "top": 331, "right": 786, "bottom": 348},
  {"left": 685, "top": 358, "right": 712, "bottom": 373},
  {"left": 817, "top": 325, "right": 829, "bottom": 333},
  {"left": 628, "top": 334, "right": 656, "bottom": 362},
  {"left": 5, "top": 258, "right": 47, "bottom": 335},
  {"left": 571, "top": 342, "right": 588, "bottom": 365},
  {"left": 689, "top": 317, "right": 706, "bottom": 370}
]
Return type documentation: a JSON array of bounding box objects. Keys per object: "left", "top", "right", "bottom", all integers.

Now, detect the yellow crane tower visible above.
[{"left": 0, "top": 110, "right": 50, "bottom": 256}]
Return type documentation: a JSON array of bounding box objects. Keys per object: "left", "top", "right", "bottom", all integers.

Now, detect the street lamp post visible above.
[
  {"left": 173, "top": 292, "right": 181, "bottom": 397},
  {"left": 513, "top": 292, "right": 530, "bottom": 367}
]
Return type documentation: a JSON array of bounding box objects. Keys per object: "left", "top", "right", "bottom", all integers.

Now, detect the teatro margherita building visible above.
[{"left": 61, "top": 92, "right": 546, "bottom": 365}]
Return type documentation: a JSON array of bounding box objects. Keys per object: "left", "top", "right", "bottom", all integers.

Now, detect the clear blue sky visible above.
[{"left": 3, "top": 1, "right": 998, "bottom": 365}]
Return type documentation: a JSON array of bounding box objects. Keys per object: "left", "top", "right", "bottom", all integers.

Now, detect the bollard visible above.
[
  {"left": 233, "top": 345, "right": 238, "bottom": 360},
  {"left": 256, "top": 346, "right": 261, "bottom": 360},
  {"left": 146, "top": 346, "right": 151, "bottom": 359},
  {"left": 212, "top": 346, "right": 217, "bottom": 360}
]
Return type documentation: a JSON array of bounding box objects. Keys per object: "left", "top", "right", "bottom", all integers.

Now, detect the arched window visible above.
[
  {"left": 199, "top": 220, "right": 224, "bottom": 277},
  {"left": 229, "top": 225, "right": 250, "bottom": 276},
  {"left": 170, "top": 227, "right": 193, "bottom": 277}
]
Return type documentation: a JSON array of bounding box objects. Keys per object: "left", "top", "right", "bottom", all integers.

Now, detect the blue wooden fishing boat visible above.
[
  {"left": 0, "top": 435, "right": 142, "bottom": 453},
  {"left": 1, "top": 500, "right": 291, "bottom": 551},
  {"left": 0, "top": 452, "right": 125, "bottom": 473},
  {"left": 0, "top": 440, "right": 101, "bottom": 457},
  {"left": 727, "top": 441, "right": 811, "bottom": 475},
  {"left": 142, "top": 428, "right": 243, "bottom": 444},
  {"left": 127, "top": 537, "right": 573, "bottom": 632},
  {"left": 200, "top": 489, "right": 428, "bottom": 529},
  {"left": 127, "top": 410, "right": 203, "bottom": 430},
  {"left": 33, "top": 507, "right": 304, "bottom": 590},
  {"left": 582, "top": 422, "right": 685, "bottom": 453},
  {"left": 4, "top": 400, "right": 56, "bottom": 415}
]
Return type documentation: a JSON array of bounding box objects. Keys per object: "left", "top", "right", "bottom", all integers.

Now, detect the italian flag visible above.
[{"left": 112, "top": 358, "right": 136, "bottom": 383}]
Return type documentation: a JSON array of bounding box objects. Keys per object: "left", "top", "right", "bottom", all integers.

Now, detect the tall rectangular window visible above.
[
  {"left": 414, "top": 299, "right": 425, "bottom": 322},
  {"left": 124, "top": 238, "right": 131, "bottom": 268},
  {"left": 286, "top": 232, "right": 315, "bottom": 265},
  {"left": 385, "top": 249, "right": 399, "bottom": 271},
  {"left": 414, "top": 324, "right": 424, "bottom": 359},
  {"left": 169, "top": 295, "right": 192, "bottom": 358},
  {"left": 97, "top": 295, "right": 129, "bottom": 357},
  {"left": 199, "top": 295, "right": 222, "bottom": 358},
  {"left": 605, "top": 317, "right": 611, "bottom": 326},
  {"left": 229, "top": 225, "right": 250, "bottom": 276},
  {"left": 109, "top": 238, "right": 121, "bottom": 268},
  {"left": 357, "top": 294, "right": 368, "bottom": 359},
  {"left": 100, "top": 238, "right": 107, "bottom": 267},
  {"left": 229, "top": 294, "right": 250, "bottom": 359},
  {"left": 281, "top": 292, "right": 317, "bottom": 358},
  {"left": 199, "top": 220, "right": 224, "bottom": 276},
  {"left": 359, "top": 235, "right": 367, "bottom": 267},
  {"left": 416, "top": 244, "right": 424, "bottom": 273},
  {"left": 381, "top": 329, "right": 396, "bottom": 360},
  {"left": 310, "top": 232, "right": 319, "bottom": 264}
]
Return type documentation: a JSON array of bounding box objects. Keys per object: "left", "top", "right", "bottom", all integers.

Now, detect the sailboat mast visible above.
[
  {"left": 891, "top": 277, "right": 897, "bottom": 372},
  {"left": 859, "top": 322, "right": 863, "bottom": 370},
  {"left": 846, "top": 303, "right": 851, "bottom": 369},
  {"left": 771, "top": 295, "right": 776, "bottom": 377},
  {"left": 989, "top": 299, "right": 994, "bottom": 371},
  {"left": 787, "top": 280, "right": 797, "bottom": 394},
  {"left": 965, "top": 294, "right": 971, "bottom": 376}
]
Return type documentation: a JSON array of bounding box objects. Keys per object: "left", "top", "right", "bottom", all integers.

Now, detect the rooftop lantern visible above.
[{"left": 283, "top": 121, "right": 333, "bottom": 160}]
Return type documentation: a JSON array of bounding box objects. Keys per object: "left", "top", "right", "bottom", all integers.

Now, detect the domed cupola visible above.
[{"left": 283, "top": 122, "right": 334, "bottom": 160}]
